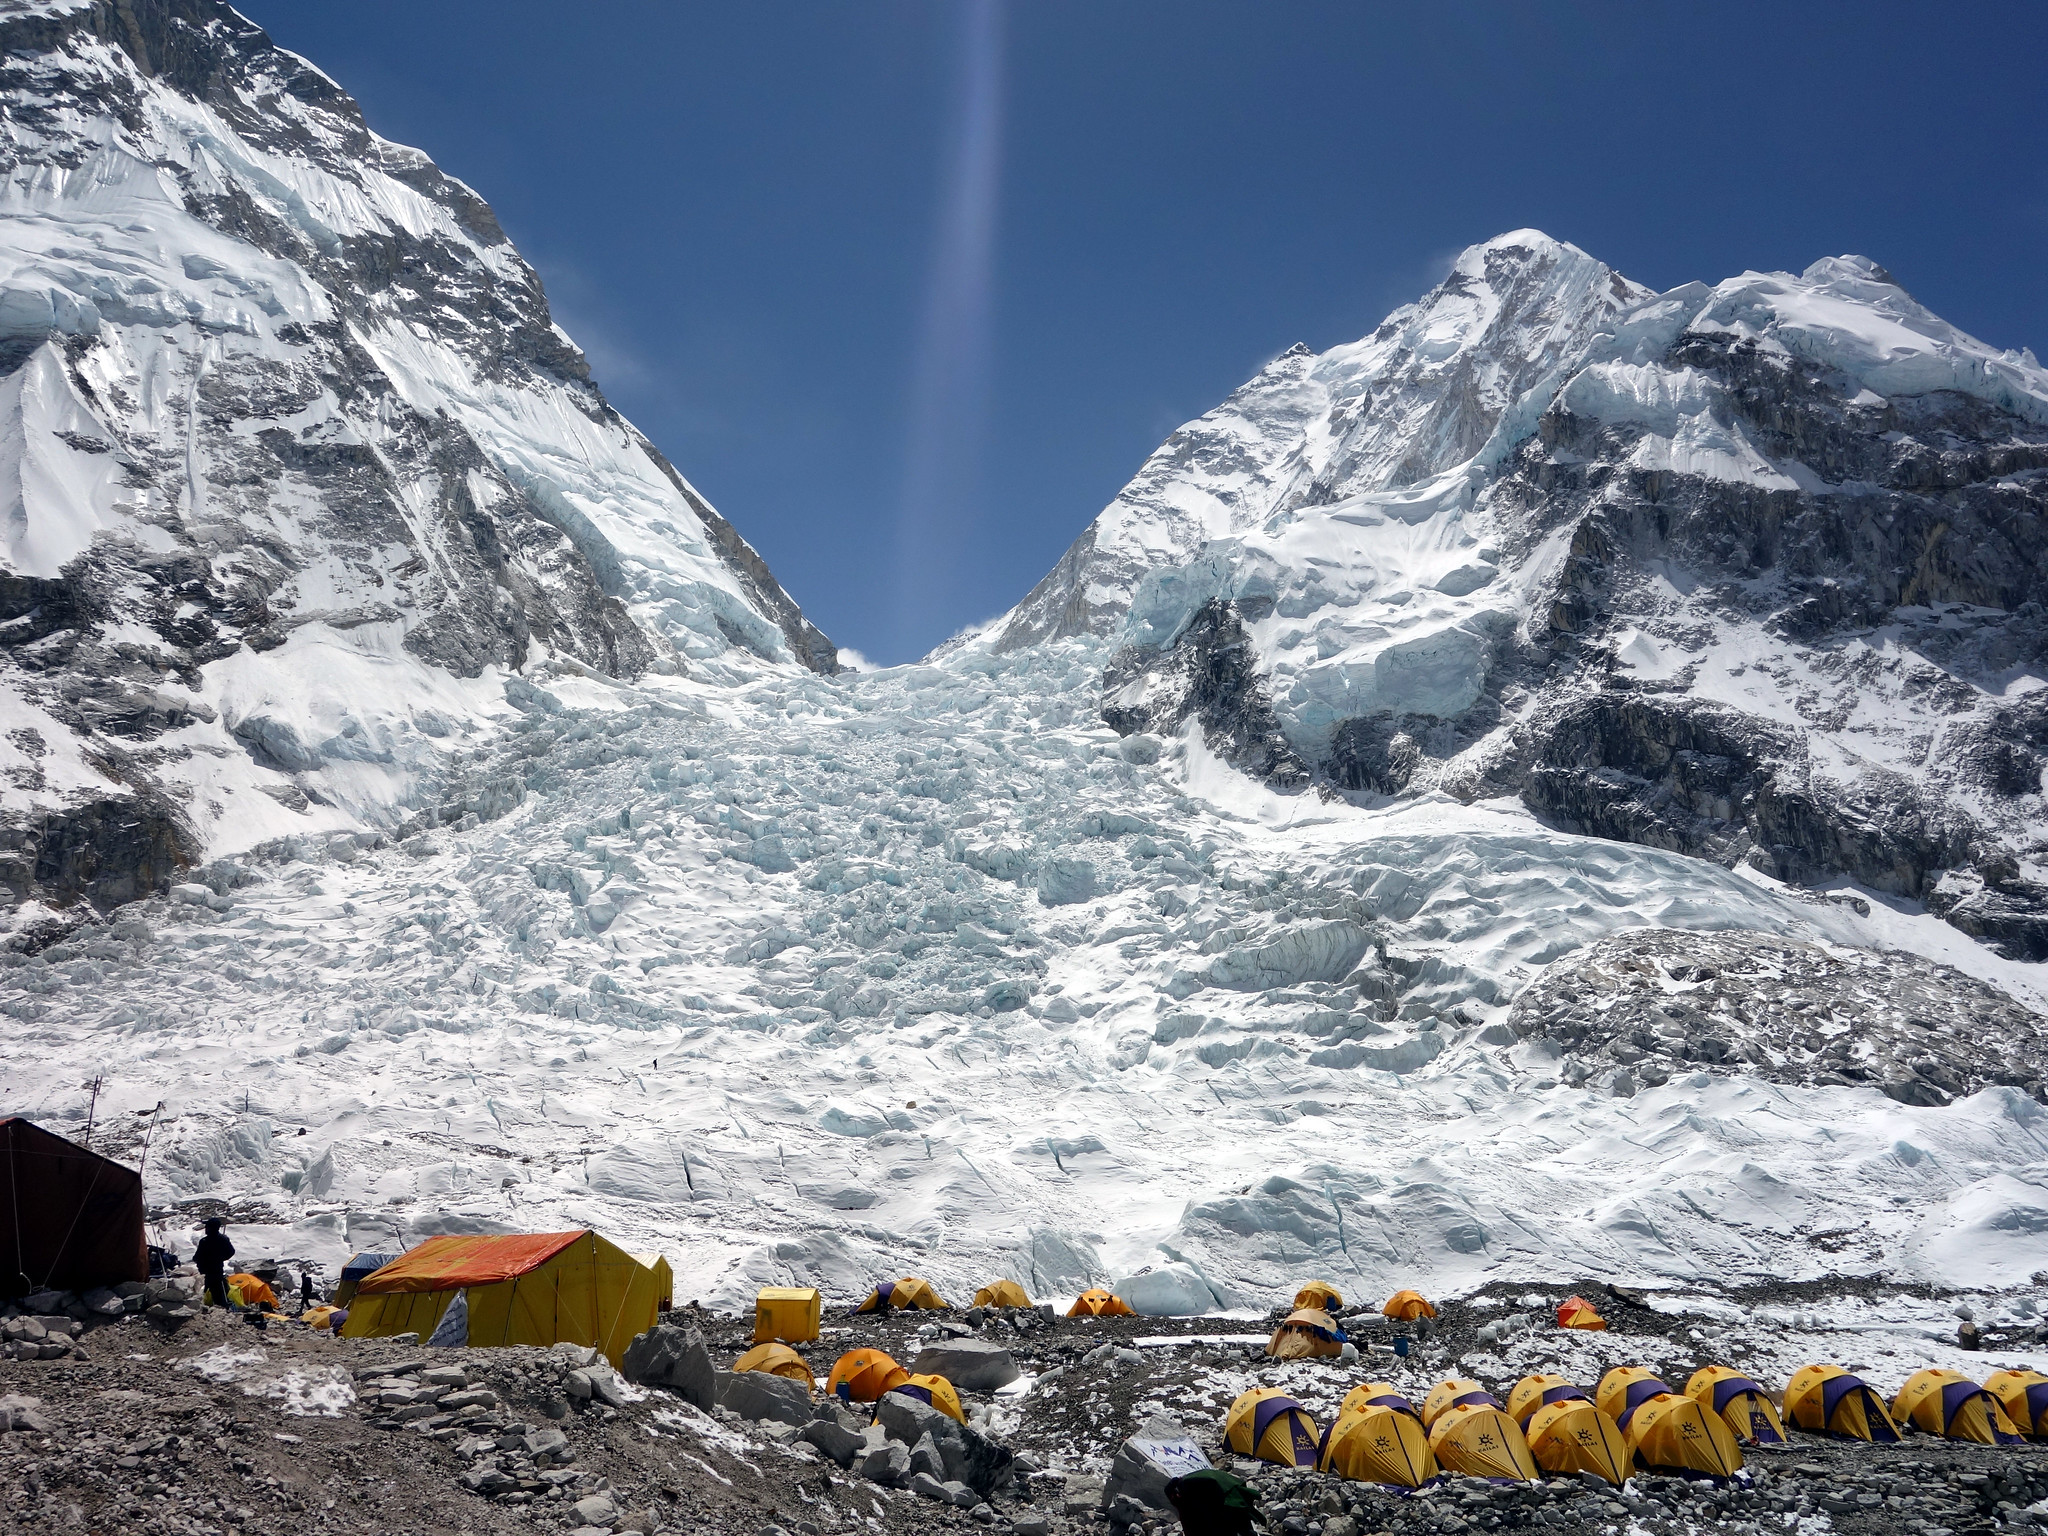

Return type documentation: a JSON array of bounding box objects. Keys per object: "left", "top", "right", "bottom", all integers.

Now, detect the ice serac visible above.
[
  {"left": 0, "top": 0, "right": 832, "bottom": 912},
  {"left": 979, "top": 230, "right": 2048, "bottom": 960}
]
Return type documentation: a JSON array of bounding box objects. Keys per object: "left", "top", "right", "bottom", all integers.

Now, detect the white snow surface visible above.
[{"left": 5, "top": 642, "right": 2042, "bottom": 1313}]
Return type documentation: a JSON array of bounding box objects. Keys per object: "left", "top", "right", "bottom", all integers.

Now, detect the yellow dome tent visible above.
[
  {"left": 1382, "top": 1289, "right": 1435, "bottom": 1321},
  {"left": 1624, "top": 1394, "right": 1744, "bottom": 1478},
  {"left": 1294, "top": 1280, "right": 1344, "bottom": 1311},
  {"left": 1891, "top": 1369, "right": 2025, "bottom": 1445},
  {"left": 1068, "top": 1287, "right": 1136, "bottom": 1318},
  {"left": 1782, "top": 1365, "right": 1902, "bottom": 1442},
  {"left": 1985, "top": 1369, "right": 2048, "bottom": 1440},
  {"left": 1318, "top": 1405, "right": 1437, "bottom": 1487},
  {"left": 854, "top": 1277, "right": 947, "bottom": 1313},
  {"left": 1421, "top": 1378, "right": 1497, "bottom": 1429},
  {"left": 1685, "top": 1366, "right": 1786, "bottom": 1446},
  {"left": 735, "top": 1342, "right": 814, "bottom": 1391},
  {"left": 339, "top": 1231, "right": 664, "bottom": 1367},
  {"left": 227, "top": 1273, "right": 279, "bottom": 1309},
  {"left": 1525, "top": 1399, "right": 1630, "bottom": 1485},
  {"left": 973, "top": 1279, "right": 1031, "bottom": 1309},
  {"left": 1507, "top": 1373, "right": 1591, "bottom": 1426},
  {"left": 1266, "top": 1306, "right": 1346, "bottom": 1360},
  {"left": 1225, "top": 1388, "right": 1320, "bottom": 1468},
  {"left": 827, "top": 1348, "right": 910, "bottom": 1403},
  {"left": 754, "top": 1286, "right": 821, "bottom": 1343},
  {"left": 1341, "top": 1382, "right": 1422, "bottom": 1421},
  {"left": 1595, "top": 1366, "right": 1675, "bottom": 1432},
  {"left": 889, "top": 1372, "right": 966, "bottom": 1424},
  {"left": 1428, "top": 1403, "right": 1537, "bottom": 1482}
]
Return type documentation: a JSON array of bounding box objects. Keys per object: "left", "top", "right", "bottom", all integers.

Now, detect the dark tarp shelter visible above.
[{"left": 1, "top": 1117, "right": 148, "bottom": 1297}]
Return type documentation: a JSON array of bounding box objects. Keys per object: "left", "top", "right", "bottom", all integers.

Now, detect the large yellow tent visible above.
[
  {"left": 1428, "top": 1403, "right": 1537, "bottom": 1482},
  {"left": 1892, "top": 1369, "right": 2025, "bottom": 1445},
  {"left": 1525, "top": 1400, "right": 1630, "bottom": 1485},
  {"left": 854, "top": 1276, "right": 947, "bottom": 1313},
  {"left": 735, "top": 1342, "right": 814, "bottom": 1391},
  {"left": 1318, "top": 1405, "right": 1436, "bottom": 1488},
  {"left": 1225, "top": 1388, "right": 1320, "bottom": 1467},
  {"left": 1294, "top": 1280, "right": 1343, "bottom": 1311},
  {"left": 1068, "top": 1287, "right": 1136, "bottom": 1318},
  {"left": 1382, "top": 1289, "right": 1435, "bottom": 1321},
  {"left": 1624, "top": 1394, "right": 1744, "bottom": 1477},
  {"left": 974, "top": 1279, "right": 1031, "bottom": 1309},
  {"left": 827, "top": 1348, "right": 909, "bottom": 1403},
  {"left": 754, "top": 1287, "right": 822, "bottom": 1343},
  {"left": 1266, "top": 1306, "right": 1345, "bottom": 1360},
  {"left": 1684, "top": 1366, "right": 1786, "bottom": 1446},
  {"left": 1986, "top": 1369, "right": 2048, "bottom": 1440},
  {"left": 1782, "top": 1365, "right": 1902, "bottom": 1442},
  {"left": 339, "top": 1231, "right": 662, "bottom": 1367}
]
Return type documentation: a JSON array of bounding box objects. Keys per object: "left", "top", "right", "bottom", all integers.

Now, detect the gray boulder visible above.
[
  {"left": 907, "top": 1339, "right": 1020, "bottom": 1392},
  {"left": 565, "top": 1365, "right": 627, "bottom": 1407},
  {"left": 910, "top": 1471, "right": 951, "bottom": 1502},
  {"left": 875, "top": 1388, "right": 1013, "bottom": 1498},
  {"left": 909, "top": 1431, "right": 947, "bottom": 1481},
  {"left": 798, "top": 1418, "right": 865, "bottom": 1468},
  {"left": 0, "top": 1395, "right": 49, "bottom": 1433},
  {"left": 621, "top": 1322, "right": 716, "bottom": 1410},
  {"left": 719, "top": 1369, "right": 813, "bottom": 1427},
  {"left": 1103, "top": 1414, "right": 1209, "bottom": 1515},
  {"left": 859, "top": 1439, "right": 910, "bottom": 1487}
]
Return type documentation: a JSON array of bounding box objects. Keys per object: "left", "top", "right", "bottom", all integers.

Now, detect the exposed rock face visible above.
[
  {"left": 1506, "top": 928, "right": 2048, "bottom": 1104},
  {"left": 972, "top": 231, "right": 2048, "bottom": 958},
  {"left": 0, "top": 0, "right": 832, "bottom": 917}
]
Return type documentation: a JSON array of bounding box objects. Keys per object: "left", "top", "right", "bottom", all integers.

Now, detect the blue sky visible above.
[{"left": 252, "top": 2, "right": 2048, "bottom": 665}]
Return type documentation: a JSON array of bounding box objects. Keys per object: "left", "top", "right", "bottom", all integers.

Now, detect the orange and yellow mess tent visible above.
[
  {"left": 1319, "top": 1404, "right": 1436, "bottom": 1487},
  {"left": 890, "top": 1373, "right": 966, "bottom": 1424},
  {"left": 973, "top": 1279, "right": 1031, "bottom": 1308},
  {"left": 1556, "top": 1295, "right": 1607, "bottom": 1331},
  {"left": 1226, "top": 1388, "right": 1320, "bottom": 1467},
  {"left": 1294, "top": 1280, "right": 1343, "bottom": 1311},
  {"left": 1892, "top": 1369, "right": 2025, "bottom": 1445},
  {"left": 735, "top": 1342, "right": 814, "bottom": 1391},
  {"left": 754, "top": 1287, "right": 822, "bottom": 1343},
  {"left": 1525, "top": 1398, "right": 1630, "bottom": 1485},
  {"left": 1429, "top": 1402, "right": 1537, "bottom": 1482},
  {"left": 1266, "top": 1307, "right": 1346, "bottom": 1360},
  {"left": 1782, "top": 1365, "right": 1901, "bottom": 1442},
  {"left": 630, "top": 1254, "right": 674, "bottom": 1312},
  {"left": 827, "top": 1348, "right": 909, "bottom": 1402},
  {"left": 339, "top": 1231, "right": 663, "bottom": 1367},
  {"left": 1383, "top": 1289, "right": 1435, "bottom": 1321},
  {"left": 1986, "top": 1369, "right": 2048, "bottom": 1441},
  {"left": 1685, "top": 1366, "right": 1786, "bottom": 1445},
  {"left": 855, "top": 1277, "right": 947, "bottom": 1313},
  {"left": 1068, "top": 1288, "right": 1136, "bottom": 1318}
]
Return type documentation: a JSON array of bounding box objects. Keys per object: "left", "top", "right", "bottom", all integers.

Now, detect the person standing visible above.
[{"left": 194, "top": 1218, "right": 235, "bottom": 1307}]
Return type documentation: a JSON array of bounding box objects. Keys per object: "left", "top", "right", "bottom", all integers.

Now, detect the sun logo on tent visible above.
[
  {"left": 1374, "top": 1435, "right": 1393, "bottom": 1451},
  {"left": 1680, "top": 1421, "right": 1700, "bottom": 1439},
  {"left": 1476, "top": 1432, "right": 1497, "bottom": 1448}
]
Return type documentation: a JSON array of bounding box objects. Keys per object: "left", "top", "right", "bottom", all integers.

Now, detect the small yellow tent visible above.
[
  {"left": 1892, "top": 1369, "right": 2025, "bottom": 1445},
  {"left": 854, "top": 1276, "right": 946, "bottom": 1313},
  {"left": 1525, "top": 1400, "right": 1630, "bottom": 1485},
  {"left": 1382, "top": 1289, "right": 1436, "bottom": 1321},
  {"left": 1624, "top": 1394, "right": 1744, "bottom": 1477},
  {"left": 1318, "top": 1405, "right": 1436, "bottom": 1487},
  {"left": 754, "top": 1287, "right": 822, "bottom": 1343},
  {"left": 1428, "top": 1403, "right": 1537, "bottom": 1482},
  {"left": 1782, "top": 1365, "right": 1901, "bottom": 1442},
  {"left": 1225, "top": 1388, "right": 1320, "bottom": 1467},
  {"left": 1684, "top": 1366, "right": 1786, "bottom": 1446},
  {"left": 339, "top": 1231, "right": 661, "bottom": 1368},
  {"left": 827, "top": 1348, "right": 909, "bottom": 1403},
  {"left": 735, "top": 1342, "right": 814, "bottom": 1391},
  {"left": 1341, "top": 1382, "right": 1422, "bottom": 1420},
  {"left": 227, "top": 1273, "right": 279, "bottom": 1309},
  {"left": 1266, "top": 1306, "right": 1345, "bottom": 1360},
  {"left": 1595, "top": 1366, "right": 1674, "bottom": 1432},
  {"left": 1507, "top": 1373, "right": 1591, "bottom": 1426},
  {"left": 889, "top": 1373, "right": 966, "bottom": 1424},
  {"left": 973, "top": 1279, "right": 1031, "bottom": 1309},
  {"left": 1985, "top": 1369, "right": 2048, "bottom": 1441},
  {"left": 1294, "top": 1280, "right": 1343, "bottom": 1311},
  {"left": 630, "top": 1254, "right": 674, "bottom": 1312},
  {"left": 1421, "top": 1378, "right": 1498, "bottom": 1429},
  {"left": 1068, "top": 1287, "right": 1136, "bottom": 1318}
]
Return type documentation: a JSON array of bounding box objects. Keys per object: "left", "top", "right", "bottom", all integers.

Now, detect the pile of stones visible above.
[{"left": 0, "top": 1276, "right": 199, "bottom": 1358}]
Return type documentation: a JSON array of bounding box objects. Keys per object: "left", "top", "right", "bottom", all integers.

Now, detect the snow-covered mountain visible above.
[
  {"left": 0, "top": 0, "right": 833, "bottom": 913},
  {"left": 973, "top": 231, "right": 2048, "bottom": 963}
]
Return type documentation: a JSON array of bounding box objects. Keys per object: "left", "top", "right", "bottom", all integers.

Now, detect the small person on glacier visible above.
[{"left": 194, "top": 1217, "right": 235, "bottom": 1308}]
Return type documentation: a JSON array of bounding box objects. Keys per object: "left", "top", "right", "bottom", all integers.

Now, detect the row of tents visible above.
[{"left": 1227, "top": 1363, "right": 2048, "bottom": 1487}]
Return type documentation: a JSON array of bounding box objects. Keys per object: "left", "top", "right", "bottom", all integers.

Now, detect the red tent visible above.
[{"left": 0, "top": 1117, "right": 148, "bottom": 1296}]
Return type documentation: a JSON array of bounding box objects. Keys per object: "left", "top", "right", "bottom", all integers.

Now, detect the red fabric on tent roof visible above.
[{"left": 355, "top": 1232, "right": 585, "bottom": 1293}]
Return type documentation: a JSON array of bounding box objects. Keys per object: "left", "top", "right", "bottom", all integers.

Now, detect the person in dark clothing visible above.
[
  {"left": 194, "top": 1218, "right": 235, "bottom": 1307},
  {"left": 300, "top": 1270, "right": 315, "bottom": 1310},
  {"left": 1166, "top": 1470, "right": 1263, "bottom": 1535}
]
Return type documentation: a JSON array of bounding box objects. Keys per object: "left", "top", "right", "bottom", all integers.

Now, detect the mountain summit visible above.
[{"left": 0, "top": 0, "right": 832, "bottom": 910}]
